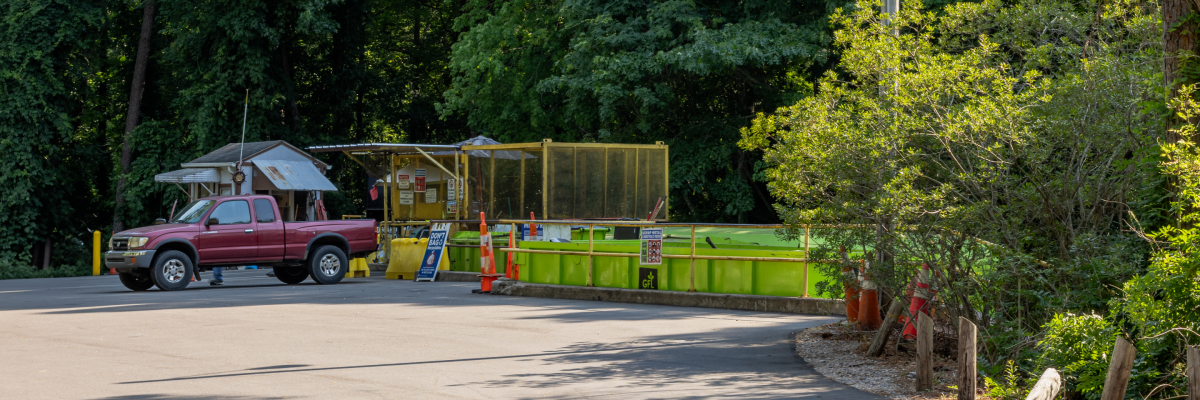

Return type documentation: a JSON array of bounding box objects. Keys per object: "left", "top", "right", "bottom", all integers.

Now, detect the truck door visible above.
[
  {"left": 198, "top": 199, "right": 258, "bottom": 263},
  {"left": 253, "top": 198, "right": 285, "bottom": 260}
]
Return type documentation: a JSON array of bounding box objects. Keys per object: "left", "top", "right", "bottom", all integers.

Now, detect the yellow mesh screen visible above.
[{"left": 522, "top": 150, "right": 543, "bottom": 218}]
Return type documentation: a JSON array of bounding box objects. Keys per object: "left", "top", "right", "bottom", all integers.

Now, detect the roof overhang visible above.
[
  {"left": 154, "top": 168, "right": 221, "bottom": 183},
  {"left": 307, "top": 143, "right": 460, "bottom": 155},
  {"left": 254, "top": 159, "right": 338, "bottom": 191}
]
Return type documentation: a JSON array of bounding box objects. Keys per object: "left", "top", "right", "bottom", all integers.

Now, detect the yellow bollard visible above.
[{"left": 92, "top": 230, "right": 101, "bottom": 276}]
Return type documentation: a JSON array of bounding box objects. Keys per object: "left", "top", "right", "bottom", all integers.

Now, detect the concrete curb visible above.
[
  {"left": 434, "top": 271, "right": 481, "bottom": 282},
  {"left": 492, "top": 280, "right": 845, "bottom": 316}
]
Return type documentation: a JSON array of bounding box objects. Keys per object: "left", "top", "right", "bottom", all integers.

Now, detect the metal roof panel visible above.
[{"left": 254, "top": 159, "right": 339, "bottom": 191}]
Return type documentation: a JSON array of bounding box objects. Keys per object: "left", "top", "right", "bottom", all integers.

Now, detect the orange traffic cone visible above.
[{"left": 858, "top": 260, "right": 881, "bottom": 331}]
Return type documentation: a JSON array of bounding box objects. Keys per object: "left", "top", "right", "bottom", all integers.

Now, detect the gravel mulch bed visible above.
[{"left": 795, "top": 321, "right": 980, "bottom": 400}]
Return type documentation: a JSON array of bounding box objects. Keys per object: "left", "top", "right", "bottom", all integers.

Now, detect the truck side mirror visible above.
[
  {"left": 206, "top": 218, "right": 219, "bottom": 226},
  {"left": 154, "top": 218, "right": 167, "bottom": 225}
]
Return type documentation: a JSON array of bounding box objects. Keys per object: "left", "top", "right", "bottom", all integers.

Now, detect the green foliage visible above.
[
  {"left": 1034, "top": 87, "right": 1200, "bottom": 400},
  {"left": 442, "top": 0, "right": 845, "bottom": 222},
  {"left": 0, "top": 0, "right": 105, "bottom": 267},
  {"left": 742, "top": 0, "right": 1161, "bottom": 385}
]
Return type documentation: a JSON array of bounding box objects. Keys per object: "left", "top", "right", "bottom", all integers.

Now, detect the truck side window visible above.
[
  {"left": 253, "top": 199, "right": 276, "bottom": 223},
  {"left": 209, "top": 200, "right": 251, "bottom": 225}
]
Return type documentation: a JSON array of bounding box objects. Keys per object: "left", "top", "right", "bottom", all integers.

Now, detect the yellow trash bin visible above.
[{"left": 385, "top": 238, "right": 448, "bottom": 280}]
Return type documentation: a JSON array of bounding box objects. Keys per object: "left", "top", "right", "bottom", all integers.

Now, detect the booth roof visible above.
[{"left": 306, "top": 143, "right": 459, "bottom": 155}]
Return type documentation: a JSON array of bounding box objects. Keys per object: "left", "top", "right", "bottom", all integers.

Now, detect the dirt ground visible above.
[{"left": 794, "top": 320, "right": 990, "bottom": 400}]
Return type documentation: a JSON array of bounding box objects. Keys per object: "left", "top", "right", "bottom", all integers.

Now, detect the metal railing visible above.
[{"left": 432, "top": 219, "right": 843, "bottom": 297}]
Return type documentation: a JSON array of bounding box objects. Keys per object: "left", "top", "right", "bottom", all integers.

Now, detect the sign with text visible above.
[
  {"left": 639, "top": 228, "right": 663, "bottom": 265},
  {"left": 446, "top": 200, "right": 457, "bottom": 214},
  {"left": 397, "top": 174, "right": 410, "bottom": 190},
  {"left": 414, "top": 169, "right": 427, "bottom": 192},
  {"left": 416, "top": 223, "right": 451, "bottom": 281},
  {"left": 425, "top": 188, "right": 438, "bottom": 203},
  {"left": 446, "top": 178, "right": 456, "bottom": 200},
  {"left": 398, "top": 191, "right": 414, "bottom": 205}
]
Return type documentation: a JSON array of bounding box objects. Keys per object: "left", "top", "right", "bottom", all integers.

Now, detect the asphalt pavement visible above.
[{"left": 0, "top": 269, "right": 881, "bottom": 400}]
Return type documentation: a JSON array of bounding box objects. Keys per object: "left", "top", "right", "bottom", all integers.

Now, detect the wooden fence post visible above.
[
  {"left": 867, "top": 298, "right": 906, "bottom": 357},
  {"left": 958, "top": 317, "right": 977, "bottom": 400},
  {"left": 1024, "top": 368, "right": 1062, "bottom": 400},
  {"left": 1099, "top": 337, "right": 1136, "bottom": 400},
  {"left": 917, "top": 311, "right": 934, "bottom": 391},
  {"left": 1187, "top": 345, "right": 1199, "bottom": 400}
]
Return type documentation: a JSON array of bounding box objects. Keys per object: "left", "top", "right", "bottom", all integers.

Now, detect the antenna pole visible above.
[{"left": 238, "top": 89, "right": 249, "bottom": 168}]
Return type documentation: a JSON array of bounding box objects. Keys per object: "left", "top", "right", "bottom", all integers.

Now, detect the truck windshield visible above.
[{"left": 171, "top": 200, "right": 216, "bottom": 224}]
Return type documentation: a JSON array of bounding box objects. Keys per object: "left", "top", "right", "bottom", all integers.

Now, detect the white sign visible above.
[
  {"left": 425, "top": 188, "right": 438, "bottom": 203},
  {"left": 397, "top": 174, "right": 410, "bottom": 190},
  {"left": 640, "top": 228, "right": 663, "bottom": 265},
  {"left": 398, "top": 191, "right": 414, "bottom": 205},
  {"left": 447, "top": 178, "right": 456, "bottom": 200}
]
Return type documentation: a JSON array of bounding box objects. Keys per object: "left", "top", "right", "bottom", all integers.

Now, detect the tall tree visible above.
[
  {"left": 1164, "top": 0, "right": 1197, "bottom": 142},
  {"left": 441, "top": 0, "right": 843, "bottom": 222},
  {"left": 113, "top": 0, "right": 157, "bottom": 232}
]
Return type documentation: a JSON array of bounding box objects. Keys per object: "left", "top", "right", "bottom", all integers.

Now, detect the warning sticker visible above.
[{"left": 415, "top": 169, "right": 427, "bottom": 192}]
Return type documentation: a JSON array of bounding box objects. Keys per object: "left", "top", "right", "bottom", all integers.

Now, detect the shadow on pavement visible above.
[{"left": 91, "top": 395, "right": 287, "bottom": 400}]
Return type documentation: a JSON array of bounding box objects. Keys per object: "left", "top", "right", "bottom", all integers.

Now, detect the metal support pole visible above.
[
  {"left": 803, "top": 226, "right": 810, "bottom": 297},
  {"left": 92, "top": 230, "right": 101, "bottom": 276},
  {"left": 688, "top": 225, "right": 696, "bottom": 292},
  {"left": 586, "top": 224, "right": 595, "bottom": 287}
]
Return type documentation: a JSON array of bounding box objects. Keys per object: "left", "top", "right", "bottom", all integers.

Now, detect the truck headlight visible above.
[{"left": 128, "top": 237, "right": 149, "bottom": 249}]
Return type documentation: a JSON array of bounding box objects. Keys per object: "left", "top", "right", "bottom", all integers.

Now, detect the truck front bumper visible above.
[{"left": 104, "top": 250, "right": 156, "bottom": 269}]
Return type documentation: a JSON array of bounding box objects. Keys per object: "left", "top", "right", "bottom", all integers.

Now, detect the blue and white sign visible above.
[{"left": 416, "top": 223, "right": 451, "bottom": 281}]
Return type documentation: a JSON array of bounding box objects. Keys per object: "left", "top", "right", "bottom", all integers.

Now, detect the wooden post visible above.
[
  {"left": 867, "top": 298, "right": 906, "bottom": 357},
  {"left": 957, "top": 317, "right": 977, "bottom": 400},
  {"left": 1100, "top": 337, "right": 1137, "bottom": 400},
  {"left": 1187, "top": 345, "right": 1199, "bottom": 400},
  {"left": 1024, "top": 368, "right": 1062, "bottom": 400},
  {"left": 916, "top": 311, "right": 934, "bottom": 391}
]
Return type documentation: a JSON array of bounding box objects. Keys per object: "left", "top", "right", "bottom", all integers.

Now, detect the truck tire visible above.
[
  {"left": 118, "top": 271, "right": 155, "bottom": 291},
  {"left": 150, "top": 250, "right": 193, "bottom": 291},
  {"left": 308, "top": 245, "right": 347, "bottom": 285},
  {"left": 274, "top": 267, "right": 309, "bottom": 284}
]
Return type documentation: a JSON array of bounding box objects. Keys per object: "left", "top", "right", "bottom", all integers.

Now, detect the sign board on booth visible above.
[
  {"left": 425, "top": 188, "right": 438, "bottom": 203},
  {"left": 398, "top": 191, "right": 414, "bottom": 205},
  {"left": 414, "top": 169, "right": 427, "bottom": 192},
  {"left": 397, "top": 174, "right": 410, "bottom": 190},
  {"left": 416, "top": 223, "right": 451, "bottom": 281}
]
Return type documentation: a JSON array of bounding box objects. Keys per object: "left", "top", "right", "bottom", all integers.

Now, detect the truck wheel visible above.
[
  {"left": 118, "top": 271, "right": 155, "bottom": 291},
  {"left": 274, "top": 267, "right": 309, "bottom": 284},
  {"left": 308, "top": 245, "right": 347, "bottom": 285},
  {"left": 151, "top": 250, "right": 193, "bottom": 291}
]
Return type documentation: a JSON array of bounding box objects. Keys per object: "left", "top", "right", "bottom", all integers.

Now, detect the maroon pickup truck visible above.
[{"left": 105, "top": 195, "right": 377, "bottom": 291}]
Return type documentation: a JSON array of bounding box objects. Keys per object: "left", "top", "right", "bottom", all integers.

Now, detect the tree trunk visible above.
[
  {"left": 1164, "top": 0, "right": 1198, "bottom": 142},
  {"left": 113, "top": 0, "right": 157, "bottom": 232}
]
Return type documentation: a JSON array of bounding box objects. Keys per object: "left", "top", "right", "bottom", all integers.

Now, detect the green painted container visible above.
[{"left": 512, "top": 240, "right": 837, "bottom": 298}]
